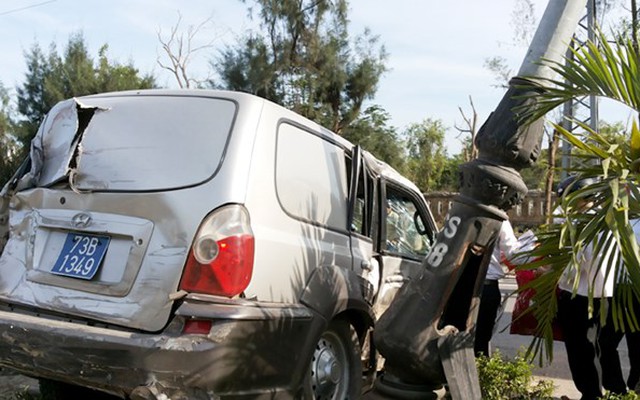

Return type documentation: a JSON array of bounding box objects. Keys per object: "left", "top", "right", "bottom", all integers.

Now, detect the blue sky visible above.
[{"left": 0, "top": 0, "right": 634, "bottom": 155}]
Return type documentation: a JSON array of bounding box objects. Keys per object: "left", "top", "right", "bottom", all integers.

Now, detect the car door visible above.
[
  {"left": 347, "top": 146, "right": 378, "bottom": 303},
  {"left": 372, "top": 181, "right": 437, "bottom": 318}
]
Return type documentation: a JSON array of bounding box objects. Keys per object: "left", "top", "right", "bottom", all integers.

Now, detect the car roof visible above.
[{"left": 80, "top": 88, "right": 420, "bottom": 194}]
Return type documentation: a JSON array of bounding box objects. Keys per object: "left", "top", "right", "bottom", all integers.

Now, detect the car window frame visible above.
[{"left": 381, "top": 181, "right": 436, "bottom": 261}]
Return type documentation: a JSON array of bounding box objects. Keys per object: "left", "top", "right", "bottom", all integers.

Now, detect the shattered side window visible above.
[
  {"left": 27, "top": 96, "right": 237, "bottom": 191},
  {"left": 385, "top": 188, "right": 432, "bottom": 258}
]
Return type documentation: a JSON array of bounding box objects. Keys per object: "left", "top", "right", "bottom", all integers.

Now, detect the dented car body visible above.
[{"left": 0, "top": 90, "right": 437, "bottom": 399}]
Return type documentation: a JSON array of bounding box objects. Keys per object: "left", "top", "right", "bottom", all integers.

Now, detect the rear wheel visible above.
[{"left": 307, "top": 318, "right": 362, "bottom": 400}]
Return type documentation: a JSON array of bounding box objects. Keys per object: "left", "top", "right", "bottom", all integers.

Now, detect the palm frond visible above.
[
  {"left": 493, "top": 24, "right": 640, "bottom": 364},
  {"left": 515, "top": 28, "right": 640, "bottom": 125},
  {"left": 514, "top": 123, "right": 640, "bottom": 363}
]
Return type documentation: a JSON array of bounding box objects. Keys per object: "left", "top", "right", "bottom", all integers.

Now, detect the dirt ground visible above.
[
  {"left": 0, "top": 368, "right": 38, "bottom": 400},
  {"left": 0, "top": 278, "right": 632, "bottom": 400}
]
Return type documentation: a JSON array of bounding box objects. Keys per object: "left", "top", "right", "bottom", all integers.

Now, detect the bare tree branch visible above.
[
  {"left": 157, "top": 11, "right": 221, "bottom": 88},
  {"left": 454, "top": 95, "right": 479, "bottom": 162}
]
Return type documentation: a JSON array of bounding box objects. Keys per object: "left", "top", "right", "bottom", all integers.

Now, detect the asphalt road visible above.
[{"left": 492, "top": 276, "right": 632, "bottom": 400}]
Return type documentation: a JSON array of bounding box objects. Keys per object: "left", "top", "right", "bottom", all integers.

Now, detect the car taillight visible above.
[
  {"left": 179, "top": 204, "right": 254, "bottom": 297},
  {"left": 182, "top": 319, "right": 213, "bottom": 335}
]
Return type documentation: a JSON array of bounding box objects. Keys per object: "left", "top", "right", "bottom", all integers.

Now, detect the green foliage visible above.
[
  {"left": 15, "top": 43, "right": 49, "bottom": 149},
  {"left": 402, "top": 118, "right": 447, "bottom": 192},
  {"left": 0, "top": 82, "right": 20, "bottom": 186},
  {"left": 212, "top": 0, "right": 387, "bottom": 135},
  {"left": 516, "top": 27, "right": 640, "bottom": 362},
  {"left": 15, "top": 32, "right": 157, "bottom": 150},
  {"left": 342, "top": 105, "right": 404, "bottom": 171},
  {"left": 438, "top": 154, "right": 464, "bottom": 192},
  {"left": 523, "top": 119, "right": 640, "bottom": 363},
  {"left": 212, "top": 0, "right": 469, "bottom": 190},
  {"left": 519, "top": 28, "right": 640, "bottom": 124},
  {"left": 599, "top": 391, "right": 640, "bottom": 400},
  {"left": 476, "top": 350, "right": 554, "bottom": 399}
]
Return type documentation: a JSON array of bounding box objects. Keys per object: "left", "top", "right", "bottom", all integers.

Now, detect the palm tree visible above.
[{"left": 514, "top": 28, "right": 640, "bottom": 363}]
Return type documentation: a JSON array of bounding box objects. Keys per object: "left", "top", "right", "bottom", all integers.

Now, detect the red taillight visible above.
[
  {"left": 179, "top": 205, "right": 255, "bottom": 297},
  {"left": 182, "top": 319, "right": 213, "bottom": 335}
]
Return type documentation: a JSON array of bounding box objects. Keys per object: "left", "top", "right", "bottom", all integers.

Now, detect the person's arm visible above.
[{"left": 499, "top": 221, "right": 519, "bottom": 265}]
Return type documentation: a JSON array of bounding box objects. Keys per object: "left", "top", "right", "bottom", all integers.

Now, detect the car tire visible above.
[
  {"left": 306, "top": 318, "right": 362, "bottom": 400},
  {"left": 39, "top": 379, "right": 119, "bottom": 400}
]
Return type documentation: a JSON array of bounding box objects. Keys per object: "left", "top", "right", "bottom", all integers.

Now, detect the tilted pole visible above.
[{"left": 365, "top": 1, "right": 588, "bottom": 398}]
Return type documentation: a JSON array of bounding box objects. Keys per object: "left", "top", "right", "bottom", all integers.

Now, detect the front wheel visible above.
[{"left": 307, "top": 318, "right": 362, "bottom": 400}]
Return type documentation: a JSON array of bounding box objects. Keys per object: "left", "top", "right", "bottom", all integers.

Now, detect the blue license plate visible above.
[{"left": 51, "top": 233, "right": 110, "bottom": 280}]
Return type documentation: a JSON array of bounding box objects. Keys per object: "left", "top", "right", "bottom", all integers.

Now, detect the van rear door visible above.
[{"left": 0, "top": 93, "right": 239, "bottom": 332}]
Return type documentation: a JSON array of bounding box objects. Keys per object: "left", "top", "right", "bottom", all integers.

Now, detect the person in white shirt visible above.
[
  {"left": 474, "top": 219, "right": 520, "bottom": 356},
  {"left": 555, "top": 175, "right": 617, "bottom": 400}
]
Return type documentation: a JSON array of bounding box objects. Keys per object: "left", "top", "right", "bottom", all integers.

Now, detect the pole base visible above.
[{"left": 362, "top": 374, "right": 446, "bottom": 400}]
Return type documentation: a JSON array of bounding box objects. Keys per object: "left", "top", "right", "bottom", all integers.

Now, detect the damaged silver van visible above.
[{"left": 0, "top": 90, "right": 437, "bottom": 399}]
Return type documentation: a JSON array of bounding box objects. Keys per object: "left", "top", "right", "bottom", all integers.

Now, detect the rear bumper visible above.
[{"left": 0, "top": 295, "right": 319, "bottom": 399}]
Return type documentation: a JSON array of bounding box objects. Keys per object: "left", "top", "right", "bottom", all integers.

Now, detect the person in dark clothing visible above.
[
  {"left": 599, "top": 219, "right": 640, "bottom": 395},
  {"left": 474, "top": 219, "right": 519, "bottom": 356},
  {"left": 557, "top": 291, "right": 608, "bottom": 400},
  {"left": 600, "top": 290, "right": 640, "bottom": 394}
]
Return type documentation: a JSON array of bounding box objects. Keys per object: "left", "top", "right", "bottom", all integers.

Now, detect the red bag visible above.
[{"left": 510, "top": 270, "right": 563, "bottom": 341}]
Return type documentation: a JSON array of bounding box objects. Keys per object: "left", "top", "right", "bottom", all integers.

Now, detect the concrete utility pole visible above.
[{"left": 364, "top": 1, "right": 588, "bottom": 399}]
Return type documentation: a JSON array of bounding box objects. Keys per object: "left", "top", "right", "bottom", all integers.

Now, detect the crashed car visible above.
[{"left": 0, "top": 89, "right": 437, "bottom": 399}]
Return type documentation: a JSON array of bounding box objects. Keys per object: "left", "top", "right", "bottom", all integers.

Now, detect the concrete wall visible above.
[{"left": 424, "top": 190, "right": 554, "bottom": 230}]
